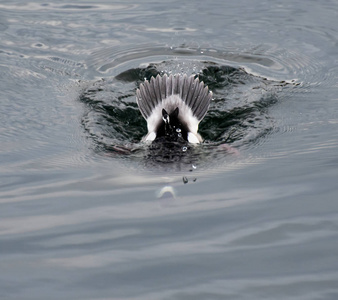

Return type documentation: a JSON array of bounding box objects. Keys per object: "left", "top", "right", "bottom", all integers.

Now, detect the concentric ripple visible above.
[{"left": 79, "top": 44, "right": 321, "bottom": 170}]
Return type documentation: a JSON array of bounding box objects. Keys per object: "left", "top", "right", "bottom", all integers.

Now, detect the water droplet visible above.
[
  {"left": 183, "top": 176, "right": 188, "bottom": 184},
  {"left": 182, "top": 146, "right": 187, "bottom": 152},
  {"left": 192, "top": 164, "right": 197, "bottom": 170}
]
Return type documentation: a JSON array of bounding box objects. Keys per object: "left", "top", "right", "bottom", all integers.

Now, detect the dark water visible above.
[{"left": 1, "top": 1, "right": 338, "bottom": 299}]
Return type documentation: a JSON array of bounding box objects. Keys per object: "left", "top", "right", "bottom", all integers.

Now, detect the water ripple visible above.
[{"left": 80, "top": 44, "right": 314, "bottom": 170}]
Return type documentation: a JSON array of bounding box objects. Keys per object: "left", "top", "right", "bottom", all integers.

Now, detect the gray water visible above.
[{"left": 1, "top": 1, "right": 338, "bottom": 299}]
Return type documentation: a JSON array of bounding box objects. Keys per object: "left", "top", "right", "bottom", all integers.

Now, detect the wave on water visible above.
[{"left": 79, "top": 45, "right": 306, "bottom": 171}]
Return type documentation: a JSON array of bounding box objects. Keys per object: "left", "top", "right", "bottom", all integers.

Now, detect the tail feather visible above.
[
  {"left": 151, "top": 76, "right": 161, "bottom": 103},
  {"left": 184, "top": 76, "right": 195, "bottom": 108},
  {"left": 137, "top": 86, "right": 150, "bottom": 117},
  {"left": 166, "top": 74, "right": 172, "bottom": 100},
  {"left": 136, "top": 74, "right": 212, "bottom": 122},
  {"left": 189, "top": 78, "right": 203, "bottom": 111}
]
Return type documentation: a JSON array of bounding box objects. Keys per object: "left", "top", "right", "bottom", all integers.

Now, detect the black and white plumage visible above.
[{"left": 136, "top": 74, "right": 212, "bottom": 143}]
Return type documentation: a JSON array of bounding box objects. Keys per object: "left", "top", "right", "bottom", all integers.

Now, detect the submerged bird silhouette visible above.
[{"left": 136, "top": 74, "right": 212, "bottom": 143}]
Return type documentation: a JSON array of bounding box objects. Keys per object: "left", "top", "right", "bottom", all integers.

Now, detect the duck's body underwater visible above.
[{"left": 136, "top": 74, "right": 212, "bottom": 144}]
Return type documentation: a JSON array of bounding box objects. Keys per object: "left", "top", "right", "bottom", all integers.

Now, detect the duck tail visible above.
[{"left": 136, "top": 74, "right": 212, "bottom": 122}]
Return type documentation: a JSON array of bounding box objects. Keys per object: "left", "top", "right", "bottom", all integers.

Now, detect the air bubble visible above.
[
  {"left": 176, "top": 128, "right": 181, "bottom": 133},
  {"left": 182, "top": 146, "right": 187, "bottom": 152}
]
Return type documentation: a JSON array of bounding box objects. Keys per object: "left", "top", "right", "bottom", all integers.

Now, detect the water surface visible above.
[{"left": 1, "top": 1, "right": 338, "bottom": 299}]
